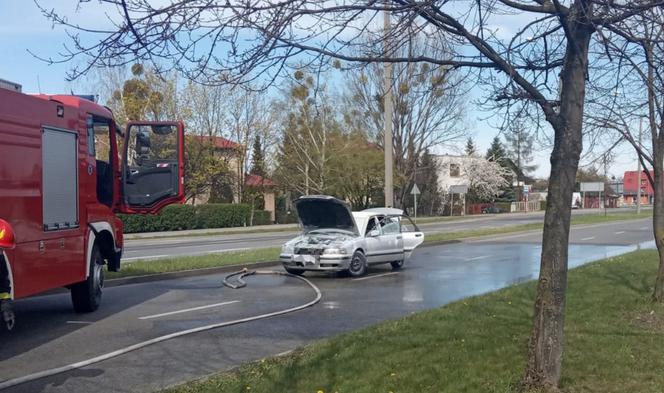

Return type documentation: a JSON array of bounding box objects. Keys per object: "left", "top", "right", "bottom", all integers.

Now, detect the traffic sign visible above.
[{"left": 410, "top": 184, "right": 420, "bottom": 195}]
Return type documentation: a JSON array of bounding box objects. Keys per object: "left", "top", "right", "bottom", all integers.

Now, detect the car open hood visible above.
[{"left": 294, "top": 195, "right": 358, "bottom": 235}]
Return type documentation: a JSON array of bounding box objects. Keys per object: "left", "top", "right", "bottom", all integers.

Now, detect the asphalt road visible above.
[
  {"left": 122, "top": 208, "right": 637, "bottom": 261},
  {"left": 0, "top": 217, "right": 653, "bottom": 393}
]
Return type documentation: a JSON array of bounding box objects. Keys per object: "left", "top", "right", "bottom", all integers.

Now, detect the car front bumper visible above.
[{"left": 280, "top": 254, "right": 351, "bottom": 272}]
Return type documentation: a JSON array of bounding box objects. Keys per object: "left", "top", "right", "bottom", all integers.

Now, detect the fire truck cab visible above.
[{"left": 0, "top": 82, "right": 185, "bottom": 327}]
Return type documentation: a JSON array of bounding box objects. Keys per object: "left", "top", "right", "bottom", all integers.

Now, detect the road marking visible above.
[
  {"left": 581, "top": 236, "right": 596, "bottom": 241},
  {"left": 66, "top": 321, "right": 93, "bottom": 324},
  {"left": 466, "top": 255, "right": 490, "bottom": 261},
  {"left": 351, "top": 272, "right": 399, "bottom": 281},
  {"left": 615, "top": 231, "right": 625, "bottom": 235},
  {"left": 139, "top": 300, "right": 240, "bottom": 320},
  {"left": 123, "top": 255, "right": 169, "bottom": 261},
  {"left": 640, "top": 227, "right": 649, "bottom": 230}
]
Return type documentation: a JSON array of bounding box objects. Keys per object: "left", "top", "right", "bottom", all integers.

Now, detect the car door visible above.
[
  {"left": 376, "top": 215, "right": 404, "bottom": 263},
  {"left": 400, "top": 215, "right": 424, "bottom": 259},
  {"left": 363, "top": 216, "right": 383, "bottom": 264},
  {"left": 119, "top": 121, "right": 185, "bottom": 214}
]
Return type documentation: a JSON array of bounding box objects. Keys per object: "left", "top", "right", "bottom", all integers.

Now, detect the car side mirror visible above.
[{"left": 368, "top": 229, "right": 380, "bottom": 237}]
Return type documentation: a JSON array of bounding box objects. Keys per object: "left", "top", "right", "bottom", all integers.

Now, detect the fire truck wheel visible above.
[{"left": 71, "top": 245, "right": 104, "bottom": 313}]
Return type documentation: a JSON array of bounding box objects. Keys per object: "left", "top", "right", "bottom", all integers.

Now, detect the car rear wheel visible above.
[
  {"left": 71, "top": 245, "right": 104, "bottom": 313},
  {"left": 390, "top": 259, "right": 404, "bottom": 270},
  {"left": 285, "top": 267, "right": 305, "bottom": 276},
  {"left": 347, "top": 251, "right": 367, "bottom": 277}
]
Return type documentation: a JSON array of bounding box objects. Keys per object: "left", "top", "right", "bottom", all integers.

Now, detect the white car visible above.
[{"left": 280, "top": 195, "right": 425, "bottom": 277}]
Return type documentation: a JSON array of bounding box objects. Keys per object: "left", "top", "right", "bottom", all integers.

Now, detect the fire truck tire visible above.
[{"left": 71, "top": 245, "right": 104, "bottom": 313}]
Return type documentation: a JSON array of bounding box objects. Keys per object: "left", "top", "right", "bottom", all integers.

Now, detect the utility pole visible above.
[
  {"left": 383, "top": 10, "right": 394, "bottom": 208},
  {"left": 637, "top": 117, "right": 643, "bottom": 214},
  {"left": 603, "top": 152, "right": 608, "bottom": 217}
]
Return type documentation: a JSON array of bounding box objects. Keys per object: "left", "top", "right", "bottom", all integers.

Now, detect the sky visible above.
[{"left": 0, "top": 1, "right": 641, "bottom": 180}]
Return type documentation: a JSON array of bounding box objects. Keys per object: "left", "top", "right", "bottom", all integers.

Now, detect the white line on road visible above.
[
  {"left": 615, "top": 231, "right": 625, "bottom": 235},
  {"left": 351, "top": 272, "right": 399, "bottom": 281},
  {"left": 581, "top": 237, "right": 596, "bottom": 241},
  {"left": 465, "top": 255, "right": 490, "bottom": 261},
  {"left": 66, "top": 321, "right": 93, "bottom": 324},
  {"left": 123, "top": 255, "right": 170, "bottom": 261},
  {"left": 138, "top": 300, "right": 240, "bottom": 320}
]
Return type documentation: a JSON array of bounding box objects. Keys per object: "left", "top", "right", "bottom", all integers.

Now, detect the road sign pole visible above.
[
  {"left": 414, "top": 193, "right": 417, "bottom": 222},
  {"left": 410, "top": 183, "right": 421, "bottom": 220}
]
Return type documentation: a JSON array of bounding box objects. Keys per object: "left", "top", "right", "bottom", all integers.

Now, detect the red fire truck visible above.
[{"left": 0, "top": 81, "right": 185, "bottom": 330}]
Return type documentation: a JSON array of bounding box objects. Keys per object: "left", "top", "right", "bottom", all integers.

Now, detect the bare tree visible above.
[
  {"left": 40, "top": 1, "right": 664, "bottom": 390},
  {"left": 343, "top": 35, "right": 466, "bottom": 209},
  {"left": 586, "top": 8, "right": 664, "bottom": 301}
]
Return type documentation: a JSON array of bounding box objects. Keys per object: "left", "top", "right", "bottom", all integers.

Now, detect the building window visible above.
[{"left": 450, "top": 163, "right": 460, "bottom": 177}]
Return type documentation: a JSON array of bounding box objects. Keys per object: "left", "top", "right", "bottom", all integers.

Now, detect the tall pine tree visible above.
[
  {"left": 485, "top": 135, "right": 514, "bottom": 201},
  {"left": 465, "top": 137, "right": 477, "bottom": 156},
  {"left": 250, "top": 134, "right": 266, "bottom": 177}
]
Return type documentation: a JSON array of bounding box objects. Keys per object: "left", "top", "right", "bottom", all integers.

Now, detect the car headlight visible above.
[
  {"left": 323, "top": 248, "right": 347, "bottom": 255},
  {"left": 281, "top": 244, "right": 294, "bottom": 254}
]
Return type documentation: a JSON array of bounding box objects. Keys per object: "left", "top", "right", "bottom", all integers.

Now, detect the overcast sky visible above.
[{"left": 0, "top": 1, "right": 641, "bottom": 180}]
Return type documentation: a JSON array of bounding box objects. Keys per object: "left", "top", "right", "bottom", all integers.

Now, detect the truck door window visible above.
[
  {"left": 87, "top": 115, "right": 113, "bottom": 207},
  {"left": 123, "top": 124, "right": 179, "bottom": 208}
]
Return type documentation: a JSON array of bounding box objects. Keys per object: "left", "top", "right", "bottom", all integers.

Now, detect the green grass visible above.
[
  {"left": 125, "top": 226, "right": 299, "bottom": 240},
  {"left": 163, "top": 250, "right": 664, "bottom": 393},
  {"left": 424, "top": 210, "right": 652, "bottom": 244},
  {"left": 107, "top": 247, "right": 281, "bottom": 279},
  {"left": 115, "top": 211, "right": 651, "bottom": 279}
]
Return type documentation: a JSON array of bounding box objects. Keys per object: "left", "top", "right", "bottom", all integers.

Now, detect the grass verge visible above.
[
  {"left": 424, "top": 210, "right": 652, "bottom": 244},
  {"left": 163, "top": 250, "right": 664, "bottom": 393},
  {"left": 115, "top": 211, "right": 651, "bottom": 279},
  {"left": 107, "top": 248, "right": 280, "bottom": 279}
]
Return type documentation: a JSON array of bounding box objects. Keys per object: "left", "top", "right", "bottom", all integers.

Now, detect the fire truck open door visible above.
[{"left": 119, "top": 121, "right": 185, "bottom": 214}]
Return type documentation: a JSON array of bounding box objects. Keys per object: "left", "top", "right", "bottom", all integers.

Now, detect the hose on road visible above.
[{"left": 0, "top": 269, "right": 321, "bottom": 390}]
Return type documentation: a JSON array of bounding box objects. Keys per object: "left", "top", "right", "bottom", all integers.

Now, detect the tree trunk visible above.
[
  {"left": 522, "top": 3, "right": 593, "bottom": 390},
  {"left": 652, "top": 163, "right": 664, "bottom": 302}
]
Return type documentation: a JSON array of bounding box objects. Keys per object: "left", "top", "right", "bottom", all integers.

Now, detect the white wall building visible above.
[{"left": 435, "top": 154, "right": 476, "bottom": 193}]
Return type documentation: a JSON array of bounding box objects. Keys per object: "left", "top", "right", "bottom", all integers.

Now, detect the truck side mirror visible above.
[{"left": 0, "top": 219, "right": 16, "bottom": 250}]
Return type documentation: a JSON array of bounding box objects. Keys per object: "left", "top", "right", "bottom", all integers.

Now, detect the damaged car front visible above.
[{"left": 280, "top": 196, "right": 365, "bottom": 276}]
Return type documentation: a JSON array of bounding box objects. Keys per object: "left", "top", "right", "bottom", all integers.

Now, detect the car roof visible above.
[{"left": 361, "top": 207, "right": 404, "bottom": 216}]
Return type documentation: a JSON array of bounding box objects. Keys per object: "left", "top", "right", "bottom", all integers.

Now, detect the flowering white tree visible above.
[{"left": 462, "top": 157, "right": 511, "bottom": 202}]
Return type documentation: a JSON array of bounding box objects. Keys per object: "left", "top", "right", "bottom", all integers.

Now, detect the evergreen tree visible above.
[
  {"left": 415, "top": 150, "right": 442, "bottom": 216},
  {"left": 250, "top": 134, "right": 266, "bottom": 177},
  {"left": 485, "top": 136, "right": 507, "bottom": 163},
  {"left": 465, "top": 137, "right": 477, "bottom": 156},
  {"left": 485, "top": 135, "right": 514, "bottom": 201},
  {"left": 503, "top": 122, "right": 537, "bottom": 177}
]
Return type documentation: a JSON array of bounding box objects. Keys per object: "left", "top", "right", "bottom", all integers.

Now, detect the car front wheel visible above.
[
  {"left": 285, "top": 267, "right": 305, "bottom": 276},
  {"left": 347, "top": 251, "right": 367, "bottom": 277},
  {"left": 390, "top": 259, "right": 404, "bottom": 270}
]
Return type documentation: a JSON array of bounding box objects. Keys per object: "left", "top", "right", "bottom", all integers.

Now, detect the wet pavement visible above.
[
  {"left": 122, "top": 208, "right": 638, "bottom": 260},
  {"left": 0, "top": 218, "right": 654, "bottom": 393}
]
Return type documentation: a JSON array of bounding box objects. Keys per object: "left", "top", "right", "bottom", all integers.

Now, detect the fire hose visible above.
[{"left": 0, "top": 269, "right": 321, "bottom": 390}]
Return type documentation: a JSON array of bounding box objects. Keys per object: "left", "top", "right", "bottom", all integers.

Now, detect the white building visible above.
[{"left": 435, "top": 154, "right": 477, "bottom": 193}]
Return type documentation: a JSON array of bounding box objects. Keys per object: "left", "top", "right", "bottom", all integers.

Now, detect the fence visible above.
[{"left": 511, "top": 201, "right": 542, "bottom": 212}]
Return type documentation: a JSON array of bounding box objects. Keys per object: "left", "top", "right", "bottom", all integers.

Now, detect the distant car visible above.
[
  {"left": 481, "top": 205, "right": 501, "bottom": 214},
  {"left": 280, "top": 196, "right": 425, "bottom": 277}
]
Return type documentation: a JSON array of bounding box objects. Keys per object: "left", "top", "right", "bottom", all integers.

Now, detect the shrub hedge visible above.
[{"left": 119, "top": 204, "right": 273, "bottom": 233}]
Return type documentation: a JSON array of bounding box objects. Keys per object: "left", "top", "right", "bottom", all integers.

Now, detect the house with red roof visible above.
[{"left": 189, "top": 135, "right": 277, "bottom": 221}]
